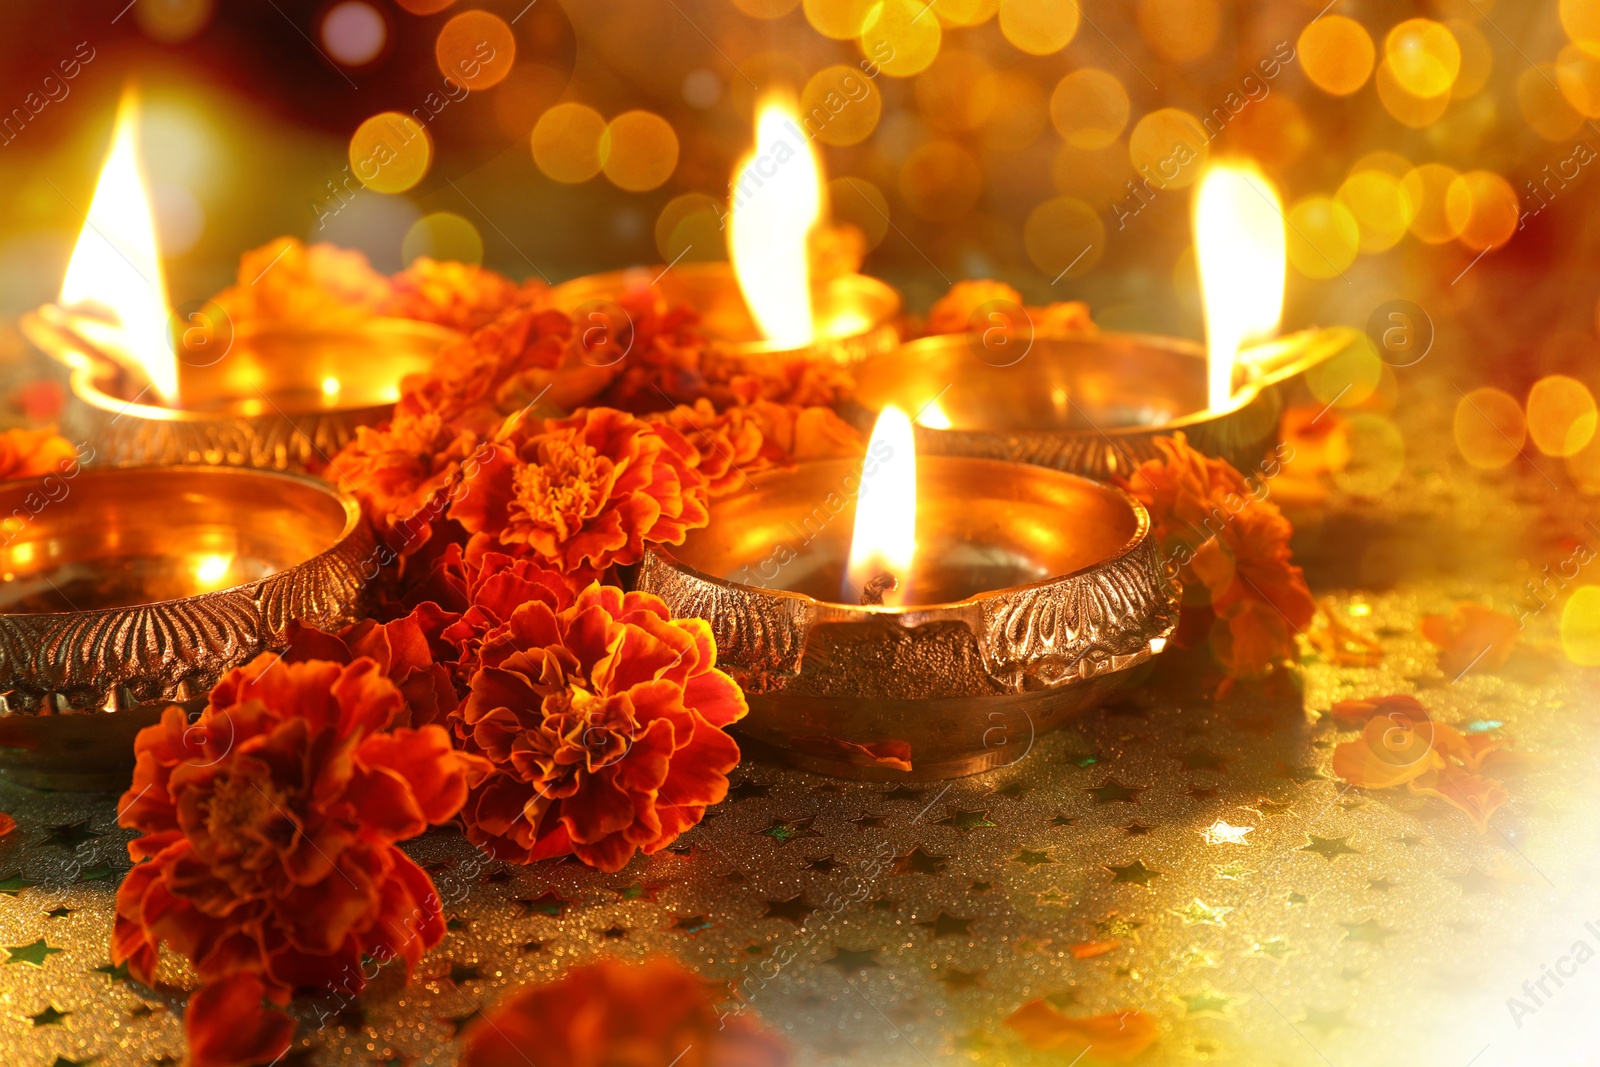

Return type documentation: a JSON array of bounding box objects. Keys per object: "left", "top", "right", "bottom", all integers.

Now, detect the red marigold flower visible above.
[
  {"left": 436, "top": 548, "right": 574, "bottom": 683},
  {"left": 449, "top": 406, "right": 709, "bottom": 581},
  {"left": 382, "top": 257, "right": 546, "bottom": 333},
  {"left": 454, "top": 584, "right": 746, "bottom": 871},
  {"left": 211, "top": 237, "right": 391, "bottom": 326},
  {"left": 327, "top": 409, "right": 481, "bottom": 555},
  {"left": 284, "top": 604, "right": 463, "bottom": 728},
  {"left": 0, "top": 426, "right": 77, "bottom": 482},
  {"left": 463, "top": 957, "right": 788, "bottom": 1067},
  {"left": 183, "top": 972, "right": 294, "bottom": 1067},
  {"left": 645, "top": 399, "right": 864, "bottom": 496},
  {"left": 1120, "top": 432, "right": 1313, "bottom": 681},
  {"left": 113, "top": 654, "right": 490, "bottom": 1031}
]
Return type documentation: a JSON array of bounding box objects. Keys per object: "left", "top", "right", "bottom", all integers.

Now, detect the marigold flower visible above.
[
  {"left": 455, "top": 584, "right": 746, "bottom": 871},
  {"left": 925, "top": 279, "right": 1026, "bottom": 336},
  {"left": 211, "top": 237, "right": 392, "bottom": 326},
  {"left": 463, "top": 957, "right": 788, "bottom": 1067},
  {"left": 113, "top": 653, "right": 490, "bottom": 1066},
  {"left": 0, "top": 426, "right": 77, "bottom": 482},
  {"left": 284, "top": 604, "right": 462, "bottom": 728},
  {"left": 1120, "top": 433, "right": 1314, "bottom": 680},
  {"left": 382, "top": 257, "right": 545, "bottom": 333},
  {"left": 436, "top": 547, "right": 574, "bottom": 683},
  {"left": 450, "top": 406, "right": 709, "bottom": 581},
  {"left": 327, "top": 409, "right": 481, "bottom": 555},
  {"left": 645, "top": 399, "right": 864, "bottom": 496},
  {"left": 1421, "top": 602, "right": 1520, "bottom": 678}
]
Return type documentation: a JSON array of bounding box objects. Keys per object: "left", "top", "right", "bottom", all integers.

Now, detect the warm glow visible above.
[
  {"left": 322, "top": 376, "right": 342, "bottom": 397},
  {"left": 728, "top": 97, "right": 823, "bottom": 348},
  {"left": 193, "top": 553, "right": 233, "bottom": 589},
  {"left": 60, "top": 86, "right": 175, "bottom": 403},
  {"left": 846, "top": 405, "right": 916, "bottom": 607},
  {"left": 1193, "top": 162, "right": 1286, "bottom": 410},
  {"left": 916, "top": 400, "right": 953, "bottom": 429}
]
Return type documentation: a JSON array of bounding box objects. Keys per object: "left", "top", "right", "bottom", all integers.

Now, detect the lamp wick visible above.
[{"left": 859, "top": 571, "right": 899, "bottom": 606}]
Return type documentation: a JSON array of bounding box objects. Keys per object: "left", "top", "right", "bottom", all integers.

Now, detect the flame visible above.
[
  {"left": 916, "top": 400, "right": 952, "bottom": 429},
  {"left": 1193, "top": 162, "right": 1286, "bottom": 411},
  {"left": 728, "top": 97, "right": 822, "bottom": 349},
  {"left": 192, "top": 553, "right": 233, "bottom": 590},
  {"left": 846, "top": 405, "right": 916, "bottom": 607},
  {"left": 60, "top": 86, "right": 175, "bottom": 403}
]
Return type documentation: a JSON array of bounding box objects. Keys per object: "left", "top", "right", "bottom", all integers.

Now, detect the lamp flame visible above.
[
  {"left": 1193, "top": 162, "right": 1285, "bottom": 411},
  {"left": 60, "top": 85, "right": 175, "bottom": 403},
  {"left": 729, "top": 97, "right": 821, "bottom": 349},
  {"left": 846, "top": 405, "right": 916, "bottom": 607}
]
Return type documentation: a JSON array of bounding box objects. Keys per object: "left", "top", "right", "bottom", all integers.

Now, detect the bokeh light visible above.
[
  {"left": 348, "top": 112, "right": 432, "bottom": 193},
  {"left": 731, "top": 0, "right": 800, "bottom": 17},
  {"left": 804, "top": 0, "right": 876, "bottom": 40},
  {"left": 1286, "top": 196, "right": 1359, "bottom": 279},
  {"left": 860, "top": 0, "right": 942, "bottom": 77},
  {"left": 436, "top": 9, "right": 515, "bottom": 90},
  {"left": 932, "top": 0, "right": 998, "bottom": 28},
  {"left": 402, "top": 211, "right": 483, "bottom": 266},
  {"left": 1332, "top": 413, "right": 1406, "bottom": 497},
  {"left": 1227, "top": 95, "right": 1310, "bottom": 170},
  {"left": 321, "top": 2, "right": 388, "bottom": 67},
  {"left": 1527, "top": 375, "right": 1598, "bottom": 457},
  {"left": 979, "top": 72, "right": 1048, "bottom": 151},
  {"left": 1401, "top": 162, "right": 1463, "bottom": 243},
  {"left": 395, "top": 0, "right": 455, "bottom": 13},
  {"left": 1519, "top": 65, "right": 1586, "bottom": 140},
  {"left": 1375, "top": 59, "right": 1451, "bottom": 128},
  {"left": 829, "top": 176, "right": 891, "bottom": 250},
  {"left": 1052, "top": 142, "right": 1132, "bottom": 210},
  {"left": 1306, "top": 336, "right": 1382, "bottom": 407},
  {"left": 998, "top": 0, "right": 1079, "bottom": 55},
  {"left": 598, "top": 111, "right": 678, "bottom": 192},
  {"left": 135, "top": 0, "right": 214, "bottom": 43},
  {"left": 1447, "top": 19, "right": 1493, "bottom": 98},
  {"left": 801, "top": 65, "right": 884, "bottom": 146},
  {"left": 1562, "top": 0, "right": 1600, "bottom": 56},
  {"left": 900, "top": 141, "right": 983, "bottom": 220},
  {"left": 1137, "top": 0, "right": 1219, "bottom": 63},
  {"left": 1024, "top": 196, "right": 1103, "bottom": 279},
  {"left": 531, "top": 102, "right": 607, "bottom": 183},
  {"left": 1560, "top": 586, "right": 1600, "bottom": 665},
  {"left": 1444, "top": 170, "right": 1518, "bottom": 251},
  {"left": 1128, "top": 108, "right": 1209, "bottom": 189},
  {"left": 655, "top": 193, "right": 726, "bottom": 263},
  {"left": 1298, "top": 15, "right": 1376, "bottom": 96},
  {"left": 916, "top": 50, "right": 997, "bottom": 134},
  {"left": 1453, "top": 386, "right": 1526, "bottom": 470},
  {"left": 1050, "top": 69, "right": 1129, "bottom": 149},
  {"left": 1384, "top": 18, "right": 1461, "bottom": 98},
  {"left": 1337, "top": 170, "right": 1415, "bottom": 254}
]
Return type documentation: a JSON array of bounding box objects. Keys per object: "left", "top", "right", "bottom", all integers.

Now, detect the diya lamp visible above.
[
  {"left": 550, "top": 96, "right": 900, "bottom": 367},
  {"left": 850, "top": 163, "right": 1365, "bottom": 479},
  {"left": 638, "top": 405, "right": 1179, "bottom": 781},
  {"left": 0, "top": 464, "right": 374, "bottom": 790},
  {"left": 21, "top": 89, "right": 457, "bottom": 472}
]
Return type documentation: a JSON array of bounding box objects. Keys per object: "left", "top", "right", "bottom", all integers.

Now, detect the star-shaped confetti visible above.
[
  {"left": 762, "top": 895, "right": 818, "bottom": 925},
  {"left": 1086, "top": 778, "right": 1144, "bottom": 804},
  {"left": 940, "top": 967, "right": 982, "bottom": 991},
  {"left": 515, "top": 891, "right": 570, "bottom": 917},
  {"left": 1177, "top": 748, "right": 1230, "bottom": 773},
  {"left": 990, "top": 781, "right": 1033, "bottom": 799},
  {"left": 824, "top": 947, "right": 881, "bottom": 973},
  {"left": 1169, "top": 899, "right": 1232, "bottom": 926},
  {"left": 1095, "top": 913, "right": 1144, "bottom": 939},
  {"left": 1050, "top": 814, "right": 1078, "bottom": 826},
  {"left": 881, "top": 785, "right": 926, "bottom": 802},
  {"left": 1449, "top": 867, "right": 1505, "bottom": 895},
  {"left": 42, "top": 820, "right": 102, "bottom": 850},
  {"left": 915, "top": 912, "right": 974, "bottom": 938},
  {"left": 1343, "top": 919, "right": 1395, "bottom": 944},
  {"left": 1203, "top": 820, "right": 1254, "bottom": 845},
  {"left": 1301, "top": 835, "right": 1361, "bottom": 861},
  {"left": 1062, "top": 750, "right": 1100, "bottom": 768},
  {"left": 1106, "top": 859, "right": 1162, "bottom": 887},
  {"left": 5, "top": 938, "right": 63, "bottom": 967},
  {"left": 1250, "top": 938, "right": 1294, "bottom": 960},
  {"left": 93, "top": 961, "right": 131, "bottom": 982},
  {"left": 46, "top": 906, "right": 74, "bottom": 919},
  {"left": 1368, "top": 877, "right": 1398, "bottom": 892},
  {"left": 727, "top": 780, "right": 769, "bottom": 801},
  {"left": 803, "top": 855, "right": 841, "bottom": 873},
  {"left": 27, "top": 1004, "right": 69, "bottom": 1027},
  {"left": 851, "top": 812, "right": 887, "bottom": 831},
  {"left": 1302, "top": 1006, "right": 1349, "bottom": 1033},
  {"left": 753, "top": 816, "right": 822, "bottom": 844},
  {"left": 600, "top": 925, "right": 627, "bottom": 940},
  {"left": 1286, "top": 891, "right": 1310, "bottom": 906},
  {"left": 1185, "top": 785, "right": 1221, "bottom": 802},
  {"left": 937, "top": 808, "right": 996, "bottom": 832},
  {"left": 1121, "top": 820, "right": 1154, "bottom": 836},
  {"left": 893, "top": 847, "right": 949, "bottom": 875},
  {"left": 1180, "top": 989, "right": 1231, "bottom": 1014},
  {"left": 613, "top": 881, "right": 664, "bottom": 903},
  {"left": 1013, "top": 848, "right": 1055, "bottom": 867},
  {"left": 669, "top": 914, "right": 713, "bottom": 936},
  {"left": 440, "top": 1011, "right": 478, "bottom": 1039},
  {"left": 0, "top": 872, "right": 39, "bottom": 896}
]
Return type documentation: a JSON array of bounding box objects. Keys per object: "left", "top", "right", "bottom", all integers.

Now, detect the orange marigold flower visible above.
[
  {"left": 113, "top": 653, "right": 491, "bottom": 1048},
  {"left": 925, "top": 279, "right": 1025, "bottom": 336},
  {"left": 1421, "top": 602, "right": 1520, "bottom": 678},
  {"left": 450, "top": 406, "right": 709, "bottom": 581},
  {"left": 382, "top": 257, "right": 546, "bottom": 333},
  {"left": 284, "top": 604, "right": 463, "bottom": 728},
  {"left": 184, "top": 972, "right": 294, "bottom": 1067},
  {"left": 212, "top": 237, "right": 391, "bottom": 325},
  {"left": 436, "top": 547, "right": 575, "bottom": 683},
  {"left": 327, "top": 409, "right": 481, "bottom": 553},
  {"left": 809, "top": 221, "right": 867, "bottom": 284},
  {"left": 0, "top": 426, "right": 77, "bottom": 482},
  {"left": 645, "top": 399, "right": 864, "bottom": 496},
  {"left": 454, "top": 584, "right": 747, "bottom": 871},
  {"left": 1120, "top": 433, "right": 1314, "bottom": 680},
  {"left": 463, "top": 958, "right": 788, "bottom": 1067},
  {"left": 1005, "top": 1001, "right": 1157, "bottom": 1062},
  {"left": 1030, "top": 300, "right": 1095, "bottom": 335}
]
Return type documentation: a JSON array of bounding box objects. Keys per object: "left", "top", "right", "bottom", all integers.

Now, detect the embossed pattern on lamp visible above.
[{"left": 638, "top": 406, "right": 1180, "bottom": 782}]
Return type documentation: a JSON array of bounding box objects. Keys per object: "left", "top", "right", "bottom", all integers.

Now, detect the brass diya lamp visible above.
[
  {"left": 0, "top": 465, "right": 374, "bottom": 791},
  {"left": 852, "top": 164, "right": 1364, "bottom": 479},
  {"left": 21, "top": 90, "right": 455, "bottom": 472},
  {"left": 638, "top": 407, "right": 1179, "bottom": 781},
  {"left": 551, "top": 97, "right": 900, "bottom": 367}
]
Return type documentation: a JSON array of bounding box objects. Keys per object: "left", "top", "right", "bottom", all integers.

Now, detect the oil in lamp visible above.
[
  {"left": 850, "top": 162, "right": 1364, "bottom": 479},
  {"left": 550, "top": 95, "right": 900, "bottom": 366},
  {"left": 21, "top": 88, "right": 456, "bottom": 471},
  {"left": 637, "top": 403, "right": 1179, "bottom": 781}
]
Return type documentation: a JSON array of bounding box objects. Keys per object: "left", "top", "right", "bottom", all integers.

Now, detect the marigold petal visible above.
[{"left": 184, "top": 974, "right": 295, "bottom": 1067}]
